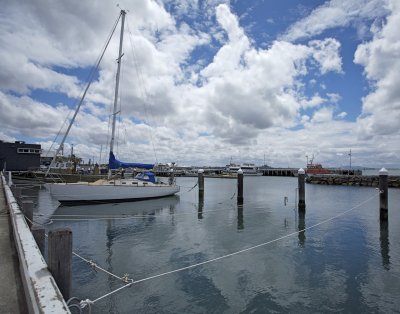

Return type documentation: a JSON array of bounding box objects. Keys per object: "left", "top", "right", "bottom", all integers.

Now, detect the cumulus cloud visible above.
[
  {"left": 301, "top": 94, "right": 326, "bottom": 109},
  {"left": 0, "top": 92, "right": 68, "bottom": 138},
  {"left": 309, "top": 38, "right": 343, "bottom": 74},
  {"left": 0, "top": 0, "right": 399, "bottom": 167},
  {"left": 281, "top": 0, "right": 389, "bottom": 42},
  {"left": 354, "top": 0, "right": 400, "bottom": 138}
]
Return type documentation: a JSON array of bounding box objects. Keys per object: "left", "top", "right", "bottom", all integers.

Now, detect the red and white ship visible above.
[{"left": 305, "top": 155, "right": 331, "bottom": 175}]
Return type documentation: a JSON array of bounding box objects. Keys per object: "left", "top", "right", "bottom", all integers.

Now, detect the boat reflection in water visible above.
[{"left": 51, "top": 195, "right": 180, "bottom": 221}]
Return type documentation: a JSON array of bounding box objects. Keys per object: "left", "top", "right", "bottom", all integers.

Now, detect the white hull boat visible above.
[{"left": 47, "top": 179, "right": 179, "bottom": 205}]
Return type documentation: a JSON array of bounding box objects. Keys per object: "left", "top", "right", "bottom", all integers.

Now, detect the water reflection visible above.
[
  {"left": 31, "top": 176, "right": 400, "bottom": 313},
  {"left": 298, "top": 211, "right": 306, "bottom": 247},
  {"left": 197, "top": 197, "right": 203, "bottom": 220},
  {"left": 52, "top": 196, "right": 179, "bottom": 220},
  {"left": 237, "top": 204, "right": 244, "bottom": 230},
  {"left": 380, "top": 220, "right": 390, "bottom": 270}
]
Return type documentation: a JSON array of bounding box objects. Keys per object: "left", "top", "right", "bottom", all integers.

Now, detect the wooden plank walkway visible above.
[{"left": 0, "top": 179, "right": 27, "bottom": 313}]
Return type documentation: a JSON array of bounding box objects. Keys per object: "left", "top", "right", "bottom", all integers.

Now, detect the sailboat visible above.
[{"left": 46, "top": 10, "right": 179, "bottom": 205}]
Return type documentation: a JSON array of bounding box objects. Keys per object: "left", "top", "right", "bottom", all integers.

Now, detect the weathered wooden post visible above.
[
  {"left": 298, "top": 168, "right": 306, "bottom": 212},
  {"left": 13, "top": 187, "right": 22, "bottom": 199},
  {"left": 237, "top": 169, "right": 243, "bottom": 204},
  {"left": 198, "top": 169, "right": 204, "bottom": 200},
  {"left": 379, "top": 220, "right": 390, "bottom": 269},
  {"left": 21, "top": 200, "right": 34, "bottom": 229},
  {"left": 237, "top": 204, "right": 244, "bottom": 230},
  {"left": 198, "top": 198, "right": 203, "bottom": 220},
  {"left": 8, "top": 171, "right": 13, "bottom": 186},
  {"left": 31, "top": 226, "right": 45, "bottom": 255},
  {"left": 298, "top": 211, "right": 306, "bottom": 247},
  {"left": 48, "top": 229, "right": 72, "bottom": 300},
  {"left": 379, "top": 168, "right": 388, "bottom": 221}
]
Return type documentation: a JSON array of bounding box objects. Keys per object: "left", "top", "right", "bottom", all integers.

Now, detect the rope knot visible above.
[
  {"left": 88, "top": 260, "right": 98, "bottom": 272},
  {"left": 122, "top": 273, "right": 131, "bottom": 283},
  {"left": 80, "top": 298, "right": 94, "bottom": 308}
]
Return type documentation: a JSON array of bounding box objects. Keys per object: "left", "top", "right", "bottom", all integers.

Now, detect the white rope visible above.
[
  {"left": 83, "top": 192, "right": 378, "bottom": 305},
  {"left": 72, "top": 252, "right": 132, "bottom": 284}
]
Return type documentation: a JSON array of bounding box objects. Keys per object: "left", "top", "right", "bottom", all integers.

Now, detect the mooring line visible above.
[
  {"left": 79, "top": 192, "right": 378, "bottom": 308},
  {"left": 186, "top": 182, "right": 198, "bottom": 192},
  {"left": 72, "top": 252, "right": 132, "bottom": 284}
]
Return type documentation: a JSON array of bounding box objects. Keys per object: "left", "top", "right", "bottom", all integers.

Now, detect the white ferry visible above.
[{"left": 226, "top": 163, "right": 262, "bottom": 176}]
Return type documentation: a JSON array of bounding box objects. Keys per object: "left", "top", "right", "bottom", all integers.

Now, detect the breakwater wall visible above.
[{"left": 306, "top": 175, "right": 400, "bottom": 188}]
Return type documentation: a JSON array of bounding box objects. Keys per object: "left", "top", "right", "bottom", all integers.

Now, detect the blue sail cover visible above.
[{"left": 108, "top": 151, "right": 154, "bottom": 170}]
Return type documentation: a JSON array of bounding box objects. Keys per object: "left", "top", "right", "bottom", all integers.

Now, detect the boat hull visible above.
[{"left": 46, "top": 182, "right": 180, "bottom": 205}]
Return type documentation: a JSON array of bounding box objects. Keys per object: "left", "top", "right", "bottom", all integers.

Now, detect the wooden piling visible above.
[
  {"left": 237, "top": 205, "right": 244, "bottom": 230},
  {"left": 48, "top": 229, "right": 72, "bottom": 300},
  {"left": 198, "top": 198, "right": 203, "bottom": 220},
  {"left": 379, "top": 168, "right": 388, "bottom": 221},
  {"left": 379, "top": 220, "right": 390, "bottom": 269},
  {"left": 14, "top": 187, "right": 22, "bottom": 199},
  {"left": 298, "top": 168, "right": 306, "bottom": 212},
  {"left": 31, "top": 227, "right": 45, "bottom": 255},
  {"left": 198, "top": 169, "right": 204, "bottom": 200},
  {"left": 298, "top": 210, "right": 306, "bottom": 247},
  {"left": 237, "top": 169, "right": 243, "bottom": 204},
  {"left": 8, "top": 171, "right": 13, "bottom": 186},
  {"left": 21, "top": 200, "right": 34, "bottom": 229}
]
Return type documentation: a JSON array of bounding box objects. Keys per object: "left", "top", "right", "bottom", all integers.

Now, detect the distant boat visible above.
[
  {"left": 305, "top": 155, "right": 331, "bottom": 175},
  {"left": 46, "top": 10, "right": 179, "bottom": 205},
  {"left": 226, "top": 163, "right": 262, "bottom": 176}
]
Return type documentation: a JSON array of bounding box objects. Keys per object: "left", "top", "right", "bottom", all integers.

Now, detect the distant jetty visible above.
[{"left": 306, "top": 175, "right": 400, "bottom": 188}]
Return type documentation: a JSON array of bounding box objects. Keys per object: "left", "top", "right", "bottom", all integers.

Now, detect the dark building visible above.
[{"left": 0, "top": 140, "right": 42, "bottom": 171}]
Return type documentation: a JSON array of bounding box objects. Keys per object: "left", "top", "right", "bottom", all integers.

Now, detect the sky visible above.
[{"left": 0, "top": 0, "right": 399, "bottom": 168}]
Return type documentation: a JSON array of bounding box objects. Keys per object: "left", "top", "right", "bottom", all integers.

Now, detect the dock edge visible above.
[{"left": 1, "top": 173, "right": 70, "bottom": 313}]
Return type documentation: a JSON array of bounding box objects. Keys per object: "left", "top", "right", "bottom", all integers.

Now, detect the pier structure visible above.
[
  {"left": 262, "top": 168, "right": 297, "bottom": 177},
  {"left": 0, "top": 172, "right": 70, "bottom": 313},
  {"left": 0, "top": 178, "right": 27, "bottom": 313}
]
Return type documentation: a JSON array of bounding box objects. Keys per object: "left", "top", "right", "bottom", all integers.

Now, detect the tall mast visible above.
[
  {"left": 110, "top": 10, "right": 126, "bottom": 154},
  {"left": 349, "top": 148, "right": 352, "bottom": 171},
  {"left": 45, "top": 12, "right": 122, "bottom": 177}
]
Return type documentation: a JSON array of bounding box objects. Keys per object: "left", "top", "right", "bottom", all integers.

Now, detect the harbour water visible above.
[{"left": 31, "top": 176, "right": 400, "bottom": 313}]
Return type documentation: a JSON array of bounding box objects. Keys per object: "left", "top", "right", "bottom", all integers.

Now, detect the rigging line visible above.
[
  {"left": 46, "top": 112, "right": 72, "bottom": 157},
  {"left": 46, "top": 12, "right": 122, "bottom": 176},
  {"left": 186, "top": 182, "right": 198, "bottom": 192},
  {"left": 85, "top": 192, "right": 378, "bottom": 305},
  {"left": 125, "top": 19, "right": 159, "bottom": 163}
]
